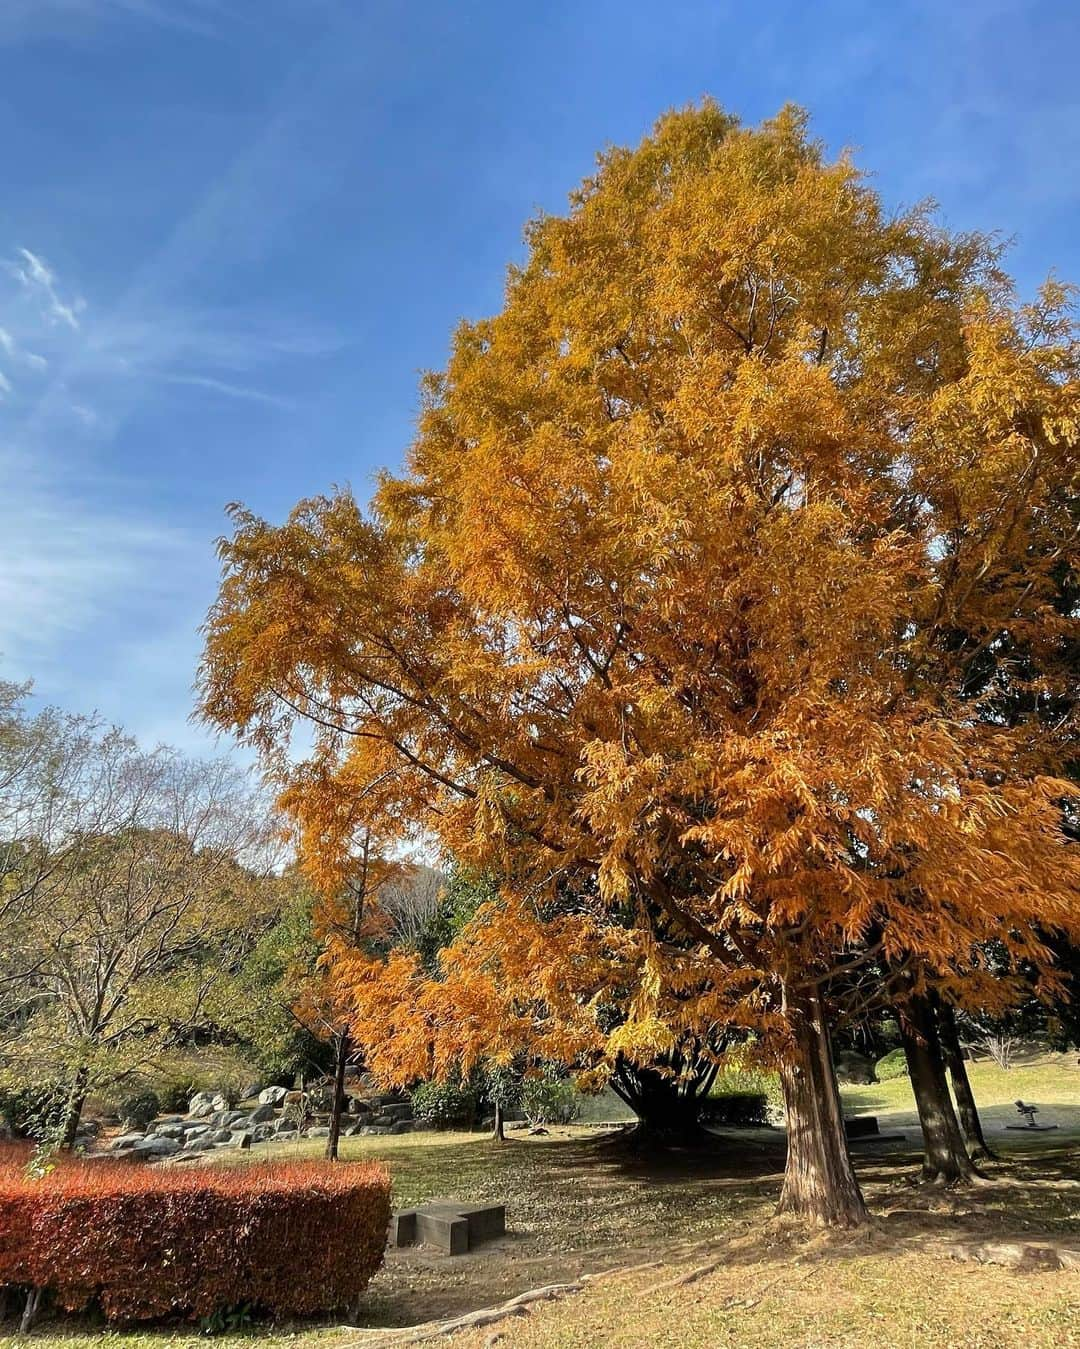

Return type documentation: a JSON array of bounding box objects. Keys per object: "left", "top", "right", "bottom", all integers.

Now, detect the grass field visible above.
[
  {"left": 4, "top": 1056, "right": 1079, "bottom": 1348},
  {"left": 840, "top": 1051, "right": 1080, "bottom": 1135}
]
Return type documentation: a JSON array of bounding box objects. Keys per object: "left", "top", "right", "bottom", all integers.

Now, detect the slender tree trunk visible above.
[
  {"left": 936, "top": 999, "right": 995, "bottom": 1161},
  {"left": 20, "top": 1287, "right": 41, "bottom": 1333},
  {"left": 492, "top": 1100, "right": 505, "bottom": 1142},
  {"left": 899, "top": 994, "right": 980, "bottom": 1184},
  {"left": 326, "top": 1029, "right": 350, "bottom": 1162},
  {"left": 59, "top": 1065, "right": 89, "bottom": 1151},
  {"left": 777, "top": 982, "right": 868, "bottom": 1228}
]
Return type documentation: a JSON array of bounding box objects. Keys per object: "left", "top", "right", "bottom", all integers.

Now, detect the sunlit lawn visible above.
[
  {"left": 7, "top": 1058, "right": 1080, "bottom": 1348},
  {"left": 840, "top": 1051, "right": 1080, "bottom": 1137}
]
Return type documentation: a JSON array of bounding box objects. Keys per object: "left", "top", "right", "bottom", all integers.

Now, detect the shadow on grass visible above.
[{"left": 348, "top": 1124, "right": 1080, "bottom": 1330}]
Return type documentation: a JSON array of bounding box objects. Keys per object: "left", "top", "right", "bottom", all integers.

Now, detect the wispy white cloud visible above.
[
  {"left": 0, "top": 245, "right": 326, "bottom": 428},
  {"left": 0, "top": 0, "right": 230, "bottom": 43},
  {"left": 0, "top": 243, "right": 329, "bottom": 712},
  {"left": 0, "top": 443, "right": 196, "bottom": 657},
  {"left": 163, "top": 372, "right": 296, "bottom": 408},
  {"left": 8, "top": 248, "right": 83, "bottom": 328}
]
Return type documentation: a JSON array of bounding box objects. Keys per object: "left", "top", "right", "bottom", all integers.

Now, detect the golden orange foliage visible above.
[{"left": 200, "top": 103, "right": 1080, "bottom": 1086}]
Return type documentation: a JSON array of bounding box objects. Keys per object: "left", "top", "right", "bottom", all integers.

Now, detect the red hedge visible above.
[{"left": 0, "top": 1146, "right": 390, "bottom": 1323}]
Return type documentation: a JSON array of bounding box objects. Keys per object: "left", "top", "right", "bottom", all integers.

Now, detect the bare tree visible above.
[
  {"left": 378, "top": 865, "right": 445, "bottom": 951},
  {"left": 0, "top": 694, "right": 279, "bottom": 1146}
]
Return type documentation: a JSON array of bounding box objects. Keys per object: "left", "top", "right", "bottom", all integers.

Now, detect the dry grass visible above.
[{"left": 445, "top": 1246, "right": 1080, "bottom": 1349}]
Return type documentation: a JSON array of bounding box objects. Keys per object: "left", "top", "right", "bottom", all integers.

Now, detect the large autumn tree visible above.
[{"left": 200, "top": 102, "right": 1080, "bottom": 1226}]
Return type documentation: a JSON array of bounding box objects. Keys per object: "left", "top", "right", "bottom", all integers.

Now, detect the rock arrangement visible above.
[{"left": 106, "top": 1084, "right": 415, "bottom": 1160}]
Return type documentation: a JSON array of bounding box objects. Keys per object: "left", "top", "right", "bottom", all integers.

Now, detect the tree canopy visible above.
[{"left": 200, "top": 102, "right": 1080, "bottom": 1224}]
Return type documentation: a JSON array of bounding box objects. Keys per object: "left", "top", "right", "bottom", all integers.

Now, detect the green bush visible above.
[
  {"left": 157, "top": 1075, "right": 199, "bottom": 1115},
  {"left": 521, "top": 1071, "right": 580, "bottom": 1126},
  {"left": 410, "top": 1081, "right": 477, "bottom": 1129},
  {"left": 875, "top": 1048, "right": 909, "bottom": 1081},
  {"left": 0, "top": 1085, "right": 69, "bottom": 1141},
  {"left": 710, "top": 1065, "right": 783, "bottom": 1119},
  {"left": 701, "top": 1092, "right": 769, "bottom": 1127},
  {"left": 118, "top": 1090, "right": 160, "bottom": 1130}
]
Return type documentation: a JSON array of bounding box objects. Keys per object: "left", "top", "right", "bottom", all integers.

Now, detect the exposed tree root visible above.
[
  {"left": 338, "top": 1258, "right": 668, "bottom": 1346},
  {"left": 946, "top": 1238, "right": 1080, "bottom": 1271}
]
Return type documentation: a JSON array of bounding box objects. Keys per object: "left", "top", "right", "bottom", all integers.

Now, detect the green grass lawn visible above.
[{"left": 840, "top": 1051, "right": 1080, "bottom": 1137}]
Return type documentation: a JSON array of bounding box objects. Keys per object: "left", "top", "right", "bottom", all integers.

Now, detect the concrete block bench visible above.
[
  {"left": 844, "top": 1115, "right": 905, "bottom": 1143},
  {"left": 390, "top": 1201, "right": 506, "bottom": 1254}
]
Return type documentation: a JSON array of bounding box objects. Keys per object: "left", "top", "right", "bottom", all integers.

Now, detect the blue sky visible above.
[{"left": 2, "top": 0, "right": 1078, "bottom": 755}]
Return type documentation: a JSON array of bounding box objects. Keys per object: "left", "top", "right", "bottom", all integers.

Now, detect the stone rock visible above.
[
  {"left": 240, "top": 1082, "right": 263, "bottom": 1102},
  {"left": 358, "top": 1125, "right": 391, "bottom": 1136},
  {"left": 151, "top": 1124, "right": 185, "bottom": 1140},
  {"left": 183, "top": 1134, "right": 213, "bottom": 1153},
  {"left": 307, "top": 1126, "right": 331, "bottom": 1138},
  {"left": 258, "top": 1085, "right": 289, "bottom": 1107},
  {"left": 111, "top": 1133, "right": 146, "bottom": 1150},
  {"left": 211, "top": 1128, "right": 233, "bottom": 1144},
  {"left": 131, "top": 1136, "right": 181, "bottom": 1157},
  {"left": 187, "top": 1092, "right": 217, "bottom": 1119},
  {"left": 274, "top": 1118, "right": 298, "bottom": 1134},
  {"left": 223, "top": 1110, "right": 248, "bottom": 1127},
  {"left": 247, "top": 1103, "right": 276, "bottom": 1125},
  {"left": 347, "top": 1097, "right": 371, "bottom": 1116},
  {"left": 252, "top": 1123, "right": 275, "bottom": 1143},
  {"left": 833, "top": 1051, "right": 877, "bottom": 1086},
  {"left": 229, "top": 1130, "right": 253, "bottom": 1150},
  {"left": 188, "top": 1092, "right": 230, "bottom": 1118},
  {"left": 390, "top": 1121, "right": 414, "bottom": 1134},
  {"left": 180, "top": 1121, "right": 209, "bottom": 1136}
]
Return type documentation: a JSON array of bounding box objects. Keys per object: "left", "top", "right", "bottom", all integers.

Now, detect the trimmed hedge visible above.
[
  {"left": 701, "top": 1092, "right": 770, "bottom": 1127},
  {"left": 0, "top": 1146, "right": 390, "bottom": 1325}
]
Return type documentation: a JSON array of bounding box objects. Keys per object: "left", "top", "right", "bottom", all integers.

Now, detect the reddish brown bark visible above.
[
  {"left": 778, "top": 983, "right": 868, "bottom": 1227},
  {"left": 900, "top": 994, "right": 980, "bottom": 1184}
]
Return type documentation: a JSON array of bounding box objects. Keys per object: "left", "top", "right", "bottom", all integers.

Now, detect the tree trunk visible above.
[
  {"left": 777, "top": 982, "right": 868, "bottom": 1228},
  {"left": 609, "top": 1061, "right": 710, "bottom": 1148},
  {"left": 325, "top": 1029, "right": 350, "bottom": 1162},
  {"left": 936, "top": 999, "right": 995, "bottom": 1161},
  {"left": 20, "top": 1287, "right": 41, "bottom": 1334},
  {"left": 899, "top": 994, "right": 980, "bottom": 1184},
  {"left": 59, "top": 1065, "right": 89, "bottom": 1151},
  {"left": 492, "top": 1100, "right": 505, "bottom": 1142}
]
